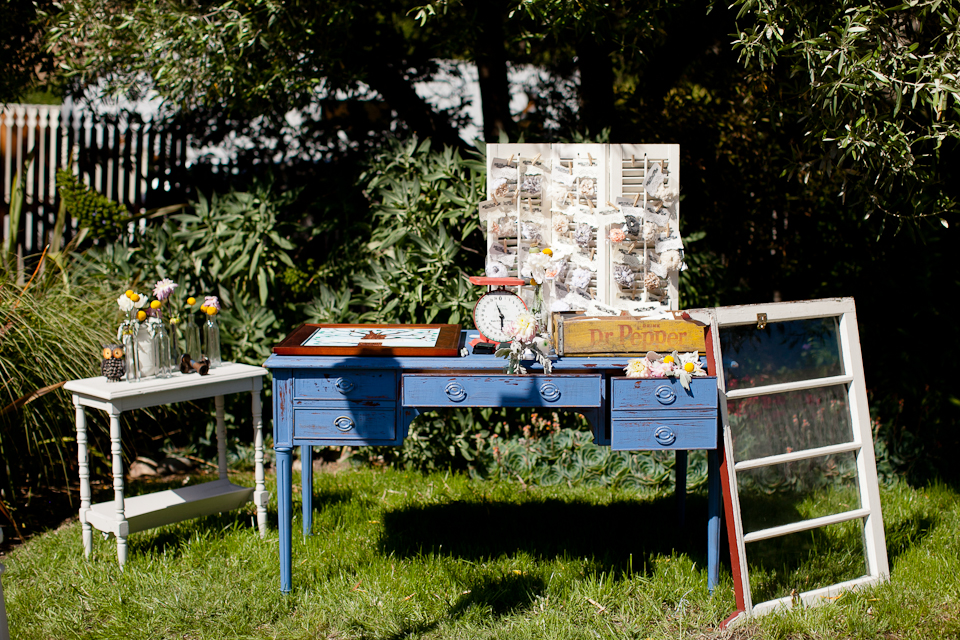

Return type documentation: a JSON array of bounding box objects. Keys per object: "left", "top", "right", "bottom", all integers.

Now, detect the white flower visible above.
[
  {"left": 508, "top": 312, "right": 538, "bottom": 343},
  {"left": 624, "top": 359, "right": 648, "bottom": 378},
  {"left": 117, "top": 294, "right": 134, "bottom": 312},
  {"left": 133, "top": 293, "right": 148, "bottom": 309},
  {"left": 642, "top": 221, "right": 657, "bottom": 242},
  {"left": 485, "top": 261, "right": 508, "bottom": 278},
  {"left": 570, "top": 268, "right": 592, "bottom": 290},
  {"left": 679, "top": 351, "right": 706, "bottom": 376},
  {"left": 553, "top": 214, "right": 570, "bottom": 233},
  {"left": 661, "top": 250, "right": 682, "bottom": 272},
  {"left": 522, "top": 251, "right": 551, "bottom": 284}
]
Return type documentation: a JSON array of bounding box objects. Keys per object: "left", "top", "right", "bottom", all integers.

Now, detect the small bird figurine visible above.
[{"left": 101, "top": 344, "right": 125, "bottom": 381}]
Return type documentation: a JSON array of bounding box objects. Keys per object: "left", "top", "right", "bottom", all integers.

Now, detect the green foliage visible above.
[
  {"left": 56, "top": 169, "right": 130, "bottom": 240},
  {"left": 0, "top": 269, "right": 116, "bottom": 493},
  {"left": 730, "top": 0, "right": 960, "bottom": 225},
  {"left": 173, "top": 182, "right": 298, "bottom": 307},
  {"left": 306, "top": 137, "right": 486, "bottom": 326},
  {"left": 482, "top": 429, "right": 708, "bottom": 493}
]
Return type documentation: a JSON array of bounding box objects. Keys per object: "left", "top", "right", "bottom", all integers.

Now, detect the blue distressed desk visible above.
[{"left": 265, "top": 331, "right": 722, "bottom": 593}]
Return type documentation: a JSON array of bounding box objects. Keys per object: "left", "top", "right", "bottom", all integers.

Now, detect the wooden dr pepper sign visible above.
[{"left": 554, "top": 316, "right": 706, "bottom": 356}]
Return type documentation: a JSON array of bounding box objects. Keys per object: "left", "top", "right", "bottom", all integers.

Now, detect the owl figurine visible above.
[{"left": 101, "top": 344, "right": 126, "bottom": 381}]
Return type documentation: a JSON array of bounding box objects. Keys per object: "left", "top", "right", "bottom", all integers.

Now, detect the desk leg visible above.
[
  {"left": 277, "top": 445, "right": 293, "bottom": 593},
  {"left": 252, "top": 391, "right": 268, "bottom": 538},
  {"left": 215, "top": 395, "right": 227, "bottom": 480},
  {"left": 109, "top": 408, "right": 128, "bottom": 567},
  {"left": 74, "top": 399, "right": 92, "bottom": 559},
  {"left": 675, "top": 450, "right": 687, "bottom": 528},
  {"left": 301, "top": 446, "right": 313, "bottom": 537},
  {"left": 707, "top": 448, "right": 721, "bottom": 593}
]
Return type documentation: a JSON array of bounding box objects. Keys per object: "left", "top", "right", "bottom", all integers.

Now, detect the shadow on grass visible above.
[
  {"left": 126, "top": 481, "right": 357, "bottom": 558},
  {"left": 381, "top": 573, "right": 547, "bottom": 640},
  {"left": 378, "top": 494, "right": 712, "bottom": 579}
]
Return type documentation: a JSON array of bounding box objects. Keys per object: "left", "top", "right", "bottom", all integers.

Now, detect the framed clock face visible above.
[{"left": 474, "top": 289, "right": 528, "bottom": 343}]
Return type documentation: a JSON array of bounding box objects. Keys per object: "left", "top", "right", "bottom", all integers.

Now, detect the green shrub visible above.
[{"left": 0, "top": 267, "right": 117, "bottom": 494}]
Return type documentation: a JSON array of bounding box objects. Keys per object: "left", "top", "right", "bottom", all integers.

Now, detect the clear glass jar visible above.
[
  {"left": 204, "top": 315, "right": 221, "bottom": 368},
  {"left": 151, "top": 321, "right": 173, "bottom": 378},
  {"left": 121, "top": 328, "right": 141, "bottom": 383},
  {"left": 183, "top": 318, "right": 202, "bottom": 363}
]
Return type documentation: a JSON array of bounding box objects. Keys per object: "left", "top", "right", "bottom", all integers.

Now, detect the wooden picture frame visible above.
[{"left": 272, "top": 324, "right": 463, "bottom": 357}]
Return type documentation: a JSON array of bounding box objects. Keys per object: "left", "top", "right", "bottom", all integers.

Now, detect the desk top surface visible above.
[
  {"left": 64, "top": 361, "right": 267, "bottom": 402},
  {"left": 264, "top": 331, "right": 658, "bottom": 372}
]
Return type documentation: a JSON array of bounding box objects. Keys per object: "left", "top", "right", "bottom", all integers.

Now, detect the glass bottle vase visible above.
[
  {"left": 204, "top": 316, "right": 221, "bottom": 368},
  {"left": 122, "top": 329, "right": 141, "bottom": 383},
  {"left": 183, "top": 319, "right": 202, "bottom": 363},
  {"left": 152, "top": 321, "right": 174, "bottom": 378}
]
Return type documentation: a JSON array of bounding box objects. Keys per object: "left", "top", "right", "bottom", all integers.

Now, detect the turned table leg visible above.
[
  {"left": 252, "top": 390, "right": 268, "bottom": 537},
  {"left": 108, "top": 407, "right": 128, "bottom": 567},
  {"left": 74, "top": 397, "right": 93, "bottom": 559}
]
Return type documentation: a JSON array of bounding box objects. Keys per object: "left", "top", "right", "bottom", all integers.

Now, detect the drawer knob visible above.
[
  {"left": 655, "top": 385, "right": 677, "bottom": 405},
  {"left": 539, "top": 383, "right": 561, "bottom": 402},
  {"left": 654, "top": 426, "right": 677, "bottom": 446},
  {"left": 444, "top": 382, "right": 467, "bottom": 402},
  {"left": 335, "top": 378, "right": 356, "bottom": 394},
  {"left": 334, "top": 416, "right": 355, "bottom": 432}
]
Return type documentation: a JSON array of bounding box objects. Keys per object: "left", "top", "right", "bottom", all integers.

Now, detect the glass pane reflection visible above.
[
  {"left": 737, "top": 451, "right": 861, "bottom": 535},
  {"left": 721, "top": 317, "right": 843, "bottom": 391},
  {"left": 728, "top": 384, "right": 853, "bottom": 462},
  {"left": 746, "top": 518, "right": 867, "bottom": 605}
]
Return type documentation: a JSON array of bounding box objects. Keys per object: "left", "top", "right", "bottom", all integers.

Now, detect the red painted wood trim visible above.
[
  {"left": 707, "top": 324, "right": 748, "bottom": 612},
  {"left": 468, "top": 276, "right": 528, "bottom": 286}
]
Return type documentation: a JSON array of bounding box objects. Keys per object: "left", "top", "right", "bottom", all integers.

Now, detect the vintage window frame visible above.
[{"left": 688, "top": 298, "right": 889, "bottom": 622}]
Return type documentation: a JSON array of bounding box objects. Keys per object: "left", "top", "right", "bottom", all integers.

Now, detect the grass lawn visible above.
[{"left": 3, "top": 466, "right": 959, "bottom": 639}]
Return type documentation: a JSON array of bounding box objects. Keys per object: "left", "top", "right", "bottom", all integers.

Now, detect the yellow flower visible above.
[
  {"left": 124, "top": 289, "right": 134, "bottom": 299},
  {"left": 684, "top": 362, "right": 695, "bottom": 372},
  {"left": 187, "top": 297, "right": 196, "bottom": 305},
  {"left": 136, "top": 310, "right": 147, "bottom": 321},
  {"left": 206, "top": 306, "right": 218, "bottom": 316},
  {"left": 150, "top": 300, "right": 161, "bottom": 309},
  {"left": 542, "top": 247, "right": 553, "bottom": 256},
  {"left": 663, "top": 355, "right": 675, "bottom": 364},
  {"left": 200, "top": 305, "right": 208, "bottom": 314},
  {"left": 130, "top": 293, "right": 140, "bottom": 303}
]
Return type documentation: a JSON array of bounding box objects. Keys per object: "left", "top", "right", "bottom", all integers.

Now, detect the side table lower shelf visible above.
[{"left": 84, "top": 479, "right": 255, "bottom": 536}]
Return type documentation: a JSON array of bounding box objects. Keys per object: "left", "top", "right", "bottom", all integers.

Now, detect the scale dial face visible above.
[{"left": 474, "top": 289, "right": 528, "bottom": 343}]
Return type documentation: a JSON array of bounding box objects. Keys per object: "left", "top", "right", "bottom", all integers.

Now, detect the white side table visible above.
[{"left": 64, "top": 362, "right": 269, "bottom": 566}]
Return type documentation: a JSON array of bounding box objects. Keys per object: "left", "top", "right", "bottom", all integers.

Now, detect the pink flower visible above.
[
  {"left": 650, "top": 360, "right": 675, "bottom": 378},
  {"left": 152, "top": 278, "right": 178, "bottom": 301},
  {"left": 203, "top": 296, "right": 221, "bottom": 311},
  {"left": 507, "top": 312, "right": 538, "bottom": 343},
  {"left": 609, "top": 227, "right": 626, "bottom": 243}
]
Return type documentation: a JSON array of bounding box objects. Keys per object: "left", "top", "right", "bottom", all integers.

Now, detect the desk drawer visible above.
[
  {"left": 294, "top": 370, "right": 396, "bottom": 402},
  {"left": 402, "top": 374, "right": 602, "bottom": 408},
  {"left": 611, "top": 417, "right": 717, "bottom": 451},
  {"left": 294, "top": 409, "right": 396, "bottom": 442},
  {"left": 611, "top": 377, "right": 717, "bottom": 411}
]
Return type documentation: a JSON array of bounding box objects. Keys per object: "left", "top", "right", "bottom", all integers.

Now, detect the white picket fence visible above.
[{"left": 1, "top": 103, "right": 193, "bottom": 256}]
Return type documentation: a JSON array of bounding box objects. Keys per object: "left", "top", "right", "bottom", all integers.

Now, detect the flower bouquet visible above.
[
  {"left": 624, "top": 350, "right": 707, "bottom": 391},
  {"left": 495, "top": 312, "right": 553, "bottom": 375}
]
